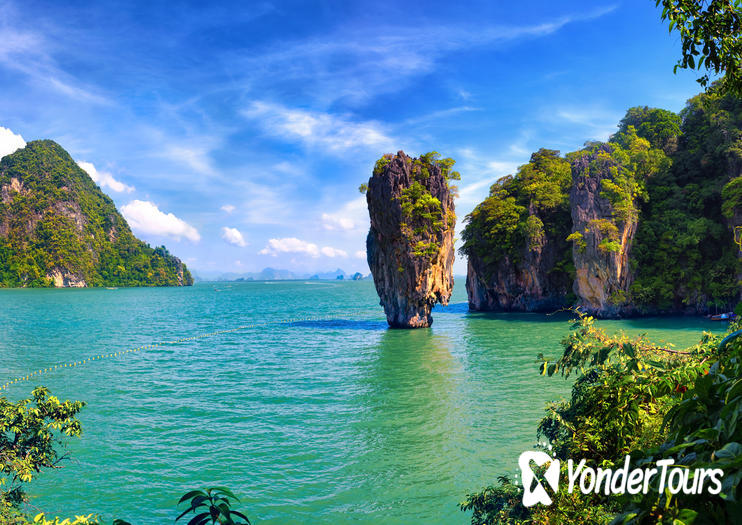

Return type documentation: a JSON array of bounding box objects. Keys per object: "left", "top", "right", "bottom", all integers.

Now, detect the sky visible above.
[{"left": 0, "top": 0, "right": 708, "bottom": 277}]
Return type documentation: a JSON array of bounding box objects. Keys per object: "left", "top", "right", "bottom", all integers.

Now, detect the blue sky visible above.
[{"left": 0, "top": 1, "right": 707, "bottom": 276}]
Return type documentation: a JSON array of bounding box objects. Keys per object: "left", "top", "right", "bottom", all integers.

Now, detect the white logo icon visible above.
[{"left": 519, "top": 451, "right": 560, "bottom": 507}]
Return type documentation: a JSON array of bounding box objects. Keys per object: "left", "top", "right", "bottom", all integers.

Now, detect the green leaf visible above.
[
  {"left": 212, "top": 486, "right": 239, "bottom": 501},
  {"left": 187, "top": 513, "right": 211, "bottom": 525},
  {"left": 179, "top": 490, "right": 207, "bottom": 504},
  {"left": 726, "top": 379, "right": 742, "bottom": 404},
  {"left": 713, "top": 442, "right": 742, "bottom": 460}
]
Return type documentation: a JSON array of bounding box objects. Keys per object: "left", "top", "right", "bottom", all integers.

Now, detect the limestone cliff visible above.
[
  {"left": 462, "top": 91, "right": 742, "bottom": 317},
  {"left": 568, "top": 144, "right": 639, "bottom": 317},
  {"left": 0, "top": 140, "right": 193, "bottom": 288},
  {"left": 465, "top": 219, "right": 573, "bottom": 312},
  {"left": 365, "top": 151, "right": 456, "bottom": 328},
  {"left": 461, "top": 149, "right": 574, "bottom": 312}
]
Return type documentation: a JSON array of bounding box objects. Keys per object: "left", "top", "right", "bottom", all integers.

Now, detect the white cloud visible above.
[
  {"left": 244, "top": 102, "right": 395, "bottom": 153},
  {"left": 551, "top": 107, "right": 623, "bottom": 142},
  {"left": 221, "top": 204, "right": 235, "bottom": 213},
  {"left": 161, "top": 145, "right": 216, "bottom": 176},
  {"left": 354, "top": 250, "right": 366, "bottom": 259},
  {"left": 235, "top": 6, "right": 617, "bottom": 107},
  {"left": 321, "top": 197, "right": 368, "bottom": 232},
  {"left": 0, "top": 26, "right": 110, "bottom": 105},
  {"left": 221, "top": 226, "right": 247, "bottom": 247},
  {"left": 321, "top": 246, "right": 347, "bottom": 258},
  {"left": 259, "top": 237, "right": 347, "bottom": 258},
  {"left": 121, "top": 200, "right": 200, "bottom": 242},
  {"left": 260, "top": 237, "right": 319, "bottom": 257},
  {"left": 77, "top": 161, "right": 135, "bottom": 193},
  {"left": 0, "top": 126, "right": 26, "bottom": 159},
  {"left": 321, "top": 213, "right": 355, "bottom": 231}
]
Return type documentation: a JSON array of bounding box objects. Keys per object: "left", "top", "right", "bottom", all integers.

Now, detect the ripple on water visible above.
[{"left": 0, "top": 282, "right": 725, "bottom": 524}]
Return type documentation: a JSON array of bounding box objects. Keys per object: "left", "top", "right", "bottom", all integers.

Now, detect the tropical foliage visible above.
[
  {"left": 460, "top": 148, "right": 573, "bottom": 283},
  {"left": 461, "top": 314, "right": 742, "bottom": 524},
  {"left": 630, "top": 86, "right": 740, "bottom": 312},
  {"left": 461, "top": 86, "right": 741, "bottom": 313},
  {"left": 657, "top": 0, "right": 742, "bottom": 94},
  {"left": 176, "top": 488, "right": 251, "bottom": 525},
  {"left": 0, "top": 140, "right": 192, "bottom": 288},
  {"left": 367, "top": 151, "right": 459, "bottom": 262}
]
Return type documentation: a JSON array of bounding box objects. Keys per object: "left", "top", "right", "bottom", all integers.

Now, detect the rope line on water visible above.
[{"left": 0, "top": 311, "right": 377, "bottom": 393}]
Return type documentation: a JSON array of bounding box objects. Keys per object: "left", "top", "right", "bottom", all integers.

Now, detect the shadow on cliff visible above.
[{"left": 289, "top": 319, "right": 388, "bottom": 331}]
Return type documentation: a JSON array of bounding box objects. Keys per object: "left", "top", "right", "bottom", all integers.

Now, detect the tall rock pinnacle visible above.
[{"left": 364, "top": 151, "right": 457, "bottom": 328}]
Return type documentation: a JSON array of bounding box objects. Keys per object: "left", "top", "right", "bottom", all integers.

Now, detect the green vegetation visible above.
[
  {"left": 400, "top": 152, "right": 458, "bottom": 261},
  {"left": 462, "top": 87, "right": 739, "bottom": 313},
  {"left": 0, "top": 388, "right": 84, "bottom": 523},
  {"left": 176, "top": 488, "right": 251, "bottom": 524},
  {"left": 630, "top": 86, "right": 740, "bottom": 312},
  {"left": 460, "top": 148, "right": 573, "bottom": 282},
  {"left": 657, "top": 0, "right": 742, "bottom": 94},
  {"left": 461, "top": 314, "right": 742, "bottom": 524},
  {"left": 0, "top": 140, "right": 192, "bottom": 288},
  {"left": 367, "top": 151, "right": 458, "bottom": 263}
]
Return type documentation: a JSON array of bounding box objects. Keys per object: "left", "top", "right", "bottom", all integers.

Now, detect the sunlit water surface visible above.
[{"left": 0, "top": 281, "right": 725, "bottom": 523}]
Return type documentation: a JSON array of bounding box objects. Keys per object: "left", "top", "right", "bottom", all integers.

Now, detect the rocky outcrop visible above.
[
  {"left": 569, "top": 145, "right": 637, "bottom": 317},
  {"left": 366, "top": 151, "right": 456, "bottom": 328},
  {"left": 465, "top": 223, "right": 572, "bottom": 312}
]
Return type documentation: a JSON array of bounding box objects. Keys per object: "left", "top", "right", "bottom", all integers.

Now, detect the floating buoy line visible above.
[{"left": 0, "top": 311, "right": 376, "bottom": 393}]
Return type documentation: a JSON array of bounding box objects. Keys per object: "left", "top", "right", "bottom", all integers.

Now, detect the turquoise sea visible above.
[{"left": 0, "top": 281, "right": 726, "bottom": 524}]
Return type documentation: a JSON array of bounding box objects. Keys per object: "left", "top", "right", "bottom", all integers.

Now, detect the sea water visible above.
[{"left": 0, "top": 281, "right": 724, "bottom": 524}]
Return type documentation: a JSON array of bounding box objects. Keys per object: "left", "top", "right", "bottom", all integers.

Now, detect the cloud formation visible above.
[
  {"left": 321, "top": 197, "right": 367, "bottom": 232},
  {"left": 244, "top": 102, "right": 395, "bottom": 153},
  {"left": 259, "top": 237, "right": 347, "bottom": 258},
  {"left": 220, "top": 204, "right": 235, "bottom": 213},
  {"left": 77, "top": 161, "right": 135, "bottom": 193},
  {"left": 121, "top": 200, "right": 200, "bottom": 242},
  {"left": 320, "top": 246, "right": 347, "bottom": 257},
  {"left": 236, "top": 6, "right": 618, "bottom": 106},
  {"left": 0, "top": 126, "right": 26, "bottom": 158},
  {"left": 221, "top": 226, "right": 247, "bottom": 247}
]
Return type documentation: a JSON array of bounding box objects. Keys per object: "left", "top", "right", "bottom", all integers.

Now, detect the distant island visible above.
[
  {"left": 193, "top": 267, "right": 370, "bottom": 282},
  {"left": 0, "top": 140, "right": 192, "bottom": 287}
]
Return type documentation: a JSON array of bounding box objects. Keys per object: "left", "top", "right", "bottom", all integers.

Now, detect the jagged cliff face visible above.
[
  {"left": 0, "top": 140, "right": 192, "bottom": 288},
  {"left": 465, "top": 219, "right": 572, "bottom": 312},
  {"left": 366, "top": 151, "right": 456, "bottom": 328},
  {"left": 570, "top": 145, "right": 637, "bottom": 317},
  {"left": 463, "top": 93, "right": 742, "bottom": 318},
  {"left": 461, "top": 148, "right": 574, "bottom": 312}
]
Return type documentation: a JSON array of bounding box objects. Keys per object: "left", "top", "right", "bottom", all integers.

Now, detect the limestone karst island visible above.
[{"left": 1, "top": 2, "right": 741, "bottom": 525}]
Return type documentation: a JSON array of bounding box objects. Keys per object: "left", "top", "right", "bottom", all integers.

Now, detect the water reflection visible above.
[{"left": 339, "top": 328, "right": 468, "bottom": 522}]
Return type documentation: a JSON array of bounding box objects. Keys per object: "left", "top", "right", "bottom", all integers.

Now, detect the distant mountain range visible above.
[{"left": 192, "top": 267, "right": 371, "bottom": 282}]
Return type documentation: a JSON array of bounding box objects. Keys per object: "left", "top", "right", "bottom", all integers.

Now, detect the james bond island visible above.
[{"left": 364, "top": 151, "right": 458, "bottom": 328}]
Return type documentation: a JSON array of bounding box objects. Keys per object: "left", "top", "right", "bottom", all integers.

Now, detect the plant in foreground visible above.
[{"left": 176, "top": 487, "right": 250, "bottom": 525}]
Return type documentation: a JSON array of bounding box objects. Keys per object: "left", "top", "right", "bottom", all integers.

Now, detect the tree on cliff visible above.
[{"left": 657, "top": 0, "right": 742, "bottom": 94}]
